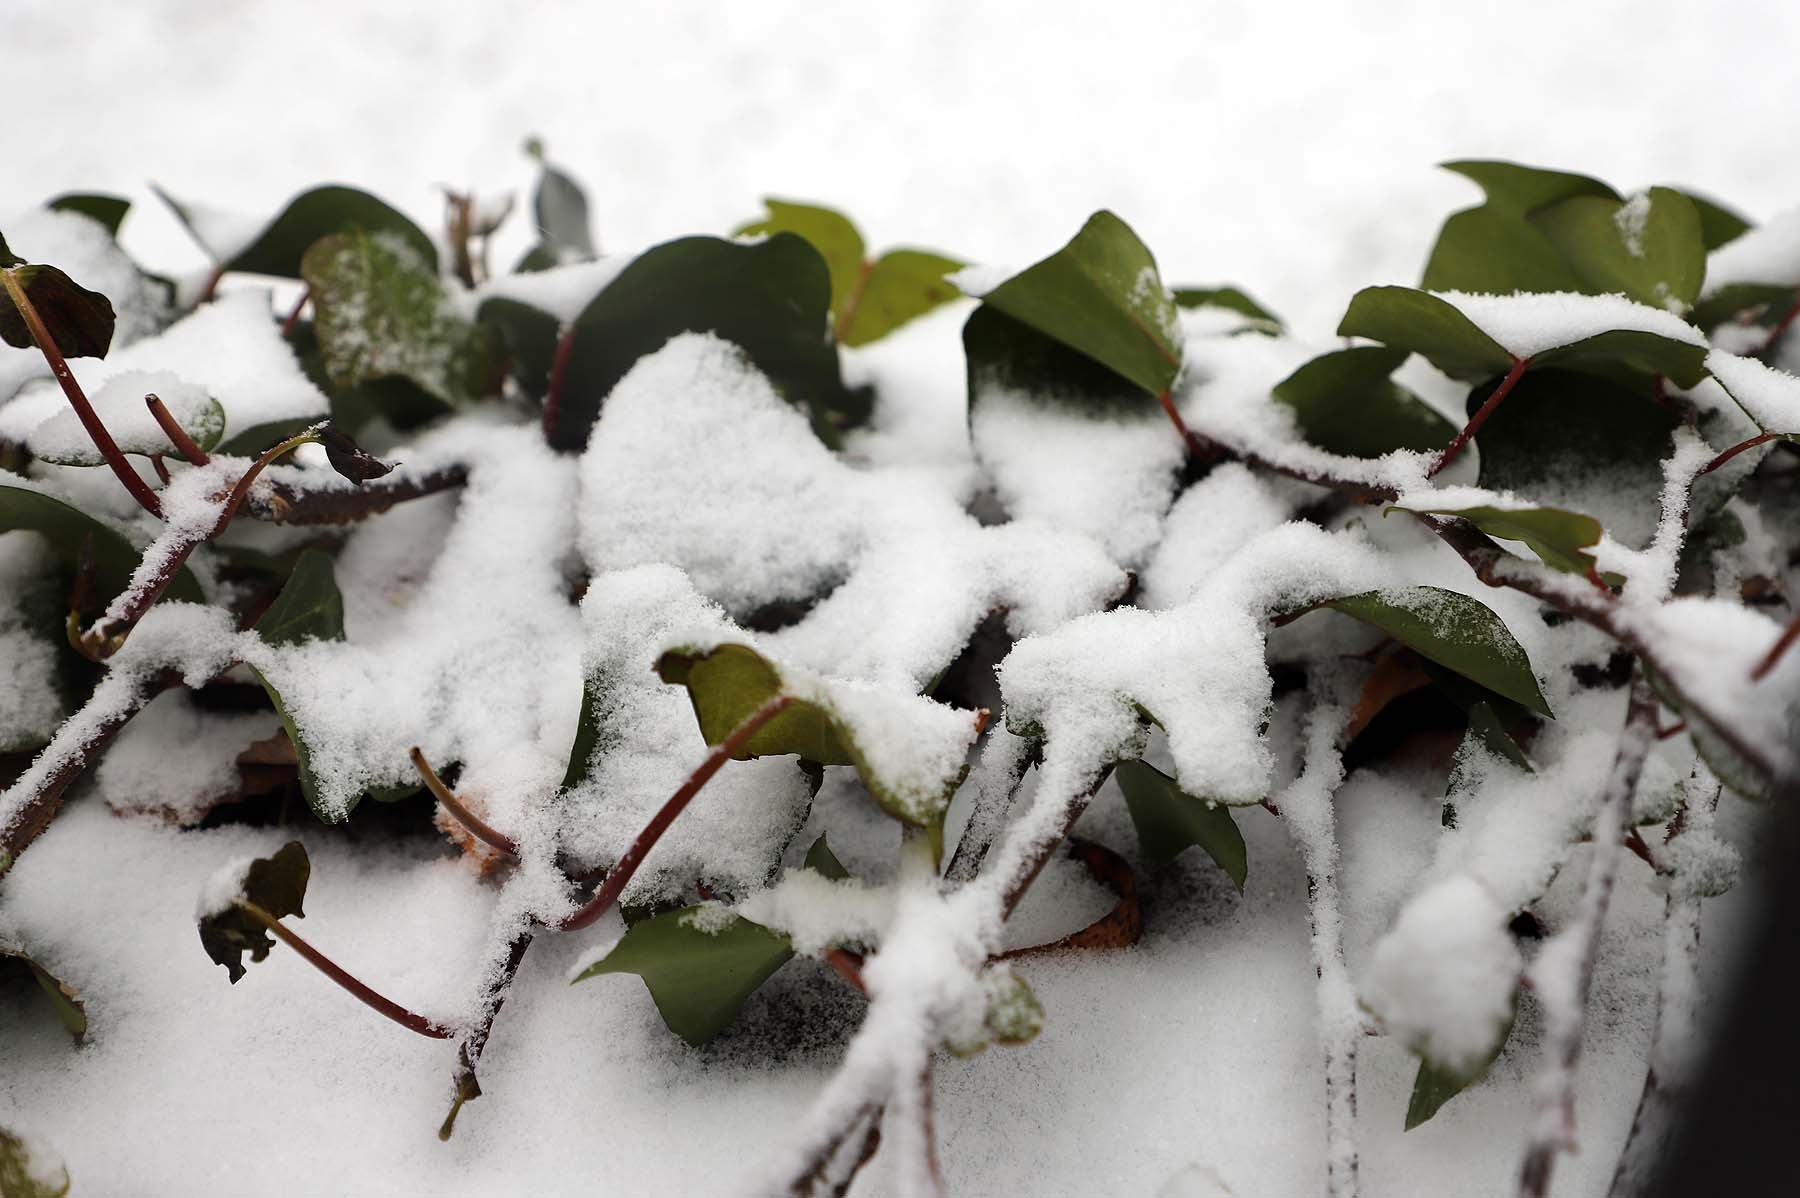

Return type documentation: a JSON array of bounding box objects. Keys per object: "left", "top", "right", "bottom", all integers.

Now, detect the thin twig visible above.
[
  {"left": 1751, "top": 609, "right": 1800, "bottom": 681},
  {"left": 145, "top": 393, "right": 211, "bottom": 466},
  {"left": 440, "top": 930, "right": 533, "bottom": 1139},
  {"left": 1700, "top": 431, "right": 1782, "bottom": 477},
  {"left": 1431, "top": 355, "right": 1529, "bottom": 477},
  {"left": 279, "top": 287, "right": 310, "bottom": 338},
  {"left": 240, "top": 902, "right": 451, "bottom": 1039},
  {"left": 542, "top": 324, "right": 579, "bottom": 444},
  {"left": 410, "top": 747, "right": 519, "bottom": 858},
  {"left": 560, "top": 695, "right": 796, "bottom": 931},
  {"left": 1, "top": 268, "right": 163, "bottom": 516}
]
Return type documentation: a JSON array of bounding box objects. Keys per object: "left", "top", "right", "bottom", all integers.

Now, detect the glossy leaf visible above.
[
  {"left": 1529, "top": 187, "right": 1706, "bottom": 312},
  {"left": 1337, "top": 287, "right": 1513, "bottom": 382},
  {"left": 656, "top": 642, "right": 976, "bottom": 833},
  {"left": 737, "top": 199, "right": 865, "bottom": 331},
  {"left": 197, "top": 841, "right": 310, "bottom": 983},
  {"left": 1114, "top": 759, "right": 1247, "bottom": 891},
  {"left": 250, "top": 552, "right": 346, "bottom": 812},
  {"left": 979, "top": 210, "right": 1181, "bottom": 396},
  {"left": 158, "top": 184, "right": 437, "bottom": 279},
  {"left": 488, "top": 234, "right": 855, "bottom": 450},
  {"left": 963, "top": 302, "right": 1148, "bottom": 420},
  {"left": 302, "top": 230, "right": 498, "bottom": 409},
  {"left": 47, "top": 193, "right": 130, "bottom": 237},
  {"left": 0, "top": 262, "right": 116, "bottom": 359},
  {"left": 0, "top": 945, "right": 87, "bottom": 1042},
  {"left": 0, "top": 1126, "right": 70, "bottom": 1198},
  {"left": 1172, "top": 285, "right": 1283, "bottom": 332},
  {"left": 0, "top": 485, "right": 201, "bottom": 603},
  {"left": 1272, "top": 345, "right": 1456, "bottom": 457},
  {"left": 1325, "top": 587, "right": 1551, "bottom": 717},
  {"left": 1421, "top": 160, "right": 1616, "bottom": 294},
  {"left": 572, "top": 904, "right": 795, "bottom": 1045},
  {"left": 1391, "top": 503, "right": 1603, "bottom": 577}
]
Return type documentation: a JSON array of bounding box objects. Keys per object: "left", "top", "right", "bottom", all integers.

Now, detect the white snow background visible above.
[{"left": 1, "top": 1, "right": 1795, "bottom": 1195}]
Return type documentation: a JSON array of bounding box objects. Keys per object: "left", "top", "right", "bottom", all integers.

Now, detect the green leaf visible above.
[
  {"left": 47, "top": 193, "right": 130, "bottom": 237},
  {"left": 528, "top": 150, "right": 597, "bottom": 266},
  {"left": 572, "top": 904, "right": 795, "bottom": 1045},
  {"left": 0, "top": 1126, "right": 70, "bottom": 1197},
  {"left": 1172, "top": 285, "right": 1283, "bottom": 332},
  {"left": 982, "top": 967, "right": 1045, "bottom": 1045},
  {"left": 197, "top": 841, "right": 310, "bottom": 983},
  {"left": 0, "top": 262, "right": 116, "bottom": 359},
  {"left": 1439, "top": 160, "right": 1618, "bottom": 212},
  {"left": 803, "top": 834, "right": 850, "bottom": 881},
  {"left": 963, "top": 303, "right": 1149, "bottom": 420},
  {"left": 1405, "top": 1002, "right": 1515, "bottom": 1128},
  {"left": 484, "top": 234, "right": 856, "bottom": 450},
  {"left": 1272, "top": 346, "right": 1456, "bottom": 456},
  {"left": 0, "top": 945, "right": 87, "bottom": 1042},
  {"left": 1467, "top": 369, "right": 1676, "bottom": 540},
  {"left": 845, "top": 249, "right": 964, "bottom": 347},
  {"left": 1692, "top": 282, "right": 1797, "bottom": 333},
  {"left": 249, "top": 552, "right": 346, "bottom": 814},
  {"left": 1529, "top": 188, "right": 1706, "bottom": 312},
  {"left": 302, "top": 230, "right": 498, "bottom": 409},
  {"left": 1114, "top": 759, "right": 1247, "bottom": 891},
  {"left": 656, "top": 642, "right": 975, "bottom": 833},
  {"left": 1391, "top": 503, "right": 1603, "bottom": 577},
  {"left": 1421, "top": 160, "right": 1617, "bottom": 294},
  {"left": 1420, "top": 660, "right": 1535, "bottom": 772},
  {"left": 1325, "top": 587, "right": 1551, "bottom": 717},
  {"left": 737, "top": 199, "right": 866, "bottom": 333},
  {"left": 0, "top": 485, "right": 202, "bottom": 603},
  {"left": 1337, "top": 287, "right": 1514, "bottom": 382},
  {"left": 1682, "top": 191, "right": 1752, "bottom": 251},
  {"left": 979, "top": 210, "right": 1181, "bottom": 396},
  {"left": 157, "top": 184, "right": 437, "bottom": 279},
  {"left": 1529, "top": 329, "right": 1707, "bottom": 388}
]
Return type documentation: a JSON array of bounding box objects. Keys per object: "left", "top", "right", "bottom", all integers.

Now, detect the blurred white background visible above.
[{"left": 6, "top": 0, "right": 1798, "bottom": 334}]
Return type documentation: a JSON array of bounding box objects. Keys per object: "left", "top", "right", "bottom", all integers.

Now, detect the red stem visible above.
[
  {"left": 1157, "top": 389, "right": 1205, "bottom": 456},
  {"left": 823, "top": 948, "right": 868, "bottom": 995},
  {"left": 1759, "top": 293, "right": 1800, "bottom": 359},
  {"left": 244, "top": 903, "right": 450, "bottom": 1039},
  {"left": 145, "top": 393, "right": 211, "bottom": 466},
  {"left": 542, "top": 324, "right": 578, "bottom": 444},
  {"left": 2, "top": 269, "right": 163, "bottom": 517},
  {"left": 410, "top": 747, "right": 519, "bottom": 857},
  {"left": 1751, "top": 610, "right": 1800, "bottom": 682},
  {"left": 197, "top": 263, "right": 225, "bottom": 304},
  {"left": 1701, "top": 431, "right": 1782, "bottom": 476},
  {"left": 1430, "top": 355, "right": 1528, "bottom": 477},
  {"left": 560, "top": 695, "right": 796, "bottom": 931},
  {"left": 279, "top": 287, "right": 310, "bottom": 338},
  {"left": 149, "top": 454, "right": 172, "bottom": 484}
]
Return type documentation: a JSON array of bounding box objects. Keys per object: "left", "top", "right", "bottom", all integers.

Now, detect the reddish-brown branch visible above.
[
  {"left": 2, "top": 269, "right": 163, "bottom": 517},
  {"left": 247, "top": 464, "right": 468, "bottom": 525},
  {"left": 542, "top": 324, "right": 579, "bottom": 444},
  {"left": 1431, "top": 355, "right": 1528, "bottom": 477},
  {"left": 1758, "top": 292, "right": 1800, "bottom": 359},
  {"left": 440, "top": 930, "right": 533, "bottom": 1140},
  {"left": 279, "top": 287, "right": 311, "bottom": 338},
  {"left": 149, "top": 454, "right": 172, "bottom": 484},
  {"left": 410, "top": 747, "right": 519, "bottom": 858},
  {"left": 145, "top": 393, "right": 211, "bottom": 466},
  {"left": 1751, "top": 610, "right": 1800, "bottom": 682},
  {"left": 242, "top": 903, "right": 451, "bottom": 1039},
  {"left": 560, "top": 695, "right": 797, "bottom": 931},
  {"left": 1701, "top": 432, "right": 1782, "bottom": 476},
  {"left": 196, "top": 263, "right": 226, "bottom": 304},
  {"left": 823, "top": 948, "right": 868, "bottom": 995}
]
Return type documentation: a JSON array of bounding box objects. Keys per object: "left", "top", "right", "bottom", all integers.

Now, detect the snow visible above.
[
  {"left": 470, "top": 255, "right": 630, "bottom": 323},
  {"left": 943, "top": 263, "right": 1012, "bottom": 296},
  {"left": 96, "top": 690, "right": 280, "bottom": 826},
  {"left": 27, "top": 370, "right": 218, "bottom": 464},
  {"left": 194, "top": 853, "right": 256, "bottom": 919},
  {"left": 1614, "top": 193, "right": 1651, "bottom": 258},
  {"left": 1701, "top": 204, "right": 1800, "bottom": 296},
  {"left": 1361, "top": 875, "right": 1521, "bottom": 1074},
  {"left": 1705, "top": 347, "right": 1800, "bottom": 431},
  {"left": 1431, "top": 291, "right": 1707, "bottom": 359},
  {"left": 0, "top": 533, "right": 66, "bottom": 753}
]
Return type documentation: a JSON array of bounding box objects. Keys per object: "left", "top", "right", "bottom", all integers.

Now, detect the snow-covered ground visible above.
[{"left": 2, "top": 2, "right": 1794, "bottom": 1195}]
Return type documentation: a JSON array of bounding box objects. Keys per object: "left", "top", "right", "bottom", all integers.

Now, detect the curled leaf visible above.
[
  {"left": 0, "top": 260, "right": 117, "bottom": 358},
  {"left": 197, "top": 841, "right": 311, "bottom": 983}
]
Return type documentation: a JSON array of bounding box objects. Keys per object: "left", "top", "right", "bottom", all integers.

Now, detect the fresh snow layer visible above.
[
  {"left": 27, "top": 370, "right": 218, "bottom": 464},
  {"left": 1701, "top": 204, "right": 1800, "bottom": 296},
  {"left": 1432, "top": 290, "right": 1708, "bottom": 358}
]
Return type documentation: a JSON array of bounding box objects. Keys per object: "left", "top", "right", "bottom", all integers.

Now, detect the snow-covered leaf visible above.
[
  {"left": 0, "top": 1126, "right": 70, "bottom": 1198},
  {"left": 1323, "top": 587, "right": 1551, "bottom": 717},
  {"left": 0, "top": 484, "right": 202, "bottom": 603},
  {"left": 1405, "top": 1010, "right": 1512, "bottom": 1129},
  {"left": 977, "top": 210, "right": 1181, "bottom": 396},
  {"left": 156, "top": 183, "right": 437, "bottom": 278},
  {"left": 46, "top": 193, "right": 130, "bottom": 237},
  {"left": 28, "top": 370, "right": 224, "bottom": 464},
  {"left": 1272, "top": 345, "right": 1455, "bottom": 457},
  {"left": 248, "top": 551, "right": 346, "bottom": 813},
  {"left": 1171, "top": 284, "right": 1282, "bottom": 333},
  {"left": 302, "top": 230, "right": 499, "bottom": 409},
  {"left": 1529, "top": 187, "right": 1705, "bottom": 312},
  {"left": 1390, "top": 502, "right": 1603, "bottom": 577},
  {"left": 1114, "top": 758, "right": 1247, "bottom": 891},
  {"left": 196, "top": 841, "right": 310, "bottom": 984},
  {"left": 0, "top": 942, "right": 87, "bottom": 1042}
]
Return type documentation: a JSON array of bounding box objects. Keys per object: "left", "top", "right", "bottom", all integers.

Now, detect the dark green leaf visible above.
[
  {"left": 1439, "top": 160, "right": 1618, "bottom": 212},
  {"left": 1273, "top": 346, "right": 1456, "bottom": 456},
  {"left": 803, "top": 834, "right": 850, "bottom": 881},
  {"left": 963, "top": 303, "right": 1149, "bottom": 421},
  {"left": 1406, "top": 1010, "right": 1511, "bottom": 1130},
  {"left": 1421, "top": 660, "right": 1535, "bottom": 772},
  {"left": 197, "top": 841, "right": 310, "bottom": 983},
  {"left": 1337, "top": 287, "right": 1514, "bottom": 382},
  {"left": 1682, "top": 191, "right": 1752, "bottom": 251},
  {"left": 302, "top": 230, "right": 498, "bottom": 409},
  {"left": 0, "top": 263, "right": 116, "bottom": 359},
  {"left": 656, "top": 642, "right": 974, "bottom": 833},
  {"left": 1391, "top": 503, "right": 1602, "bottom": 577},
  {"left": 572, "top": 904, "right": 794, "bottom": 1045},
  {"left": 0, "top": 945, "right": 87, "bottom": 1042},
  {"left": 737, "top": 199, "right": 865, "bottom": 333},
  {"left": 1529, "top": 188, "right": 1706, "bottom": 312},
  {"left": 47, "top": 193, "right": 130, "bottom": 237},
  {"left": 0, "top": 485, "right": 201, "bottom": 603},
  {"left": 1171, "top": 285, "right": 1283, "bottom": 332},
  {"left": 487, "top": 234, "right": 854, "bottom": 450},
  {"left": 1420, "top": 160, "right": 1617, "bottom": 294},
  {"left": 255, "top": 549, "right": 345, "bottom": 646},
  {"left": 1325, "top": 587, "right": 1551, "bottom": 716},
  {"left": 157, "top": 184, "right": 437, "bottom": 279},
  {"left": 0, "top": 1126, "right": 70, "bottom": 1197},
  {"left": 979, "top": 210, "right": 1181, "bottom": 396},
  {"left": 1692, "top": 283, "right": 1796, "bottom": 332},
  {"left": 1114, "top": 759, "right": 1247, "bottom": 891},
  {"left": 845, "top": 249, "right": 964, "bottom": 347}
]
